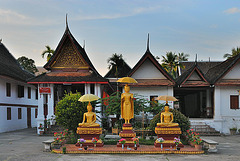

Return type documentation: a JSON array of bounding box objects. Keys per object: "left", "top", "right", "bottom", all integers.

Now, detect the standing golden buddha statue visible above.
[{"left": 121, "top": 84, "right": 134, "bottom": 124}]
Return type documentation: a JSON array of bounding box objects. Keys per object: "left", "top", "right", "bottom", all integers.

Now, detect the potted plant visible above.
[
  {"left": 119, "top": 138, "right": 126, "bottom": 149},
  {"left": 92, "top": 137, "right": 98, "bottom": 147},
  {"left": 230, "top": 127, "right": 237, "bottom": 135},
  {"left": 131, "top": 137, "right": 139, "bottom": 150},
  {"left": 38, "top": 123, "right": 44, "bottom": 135},
  {"left": 77, "top": 138, "right": 86, "bottom": 148},
  {"left": 52, "top": 138, "right": 63, "bottom": 149},
  {"left": 157, "top": 137, "right": 165, "bottom": 149},
  {"left": 173, "top": 137, "right": 180, "bottom": 150},
  {"left": 193, "top": 136, "right": 203, "bottom": 151}
]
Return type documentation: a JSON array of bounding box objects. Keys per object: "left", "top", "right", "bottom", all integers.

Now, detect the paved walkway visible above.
[{"left": 0, "top": 128, "right": 239, "bottom": 161}]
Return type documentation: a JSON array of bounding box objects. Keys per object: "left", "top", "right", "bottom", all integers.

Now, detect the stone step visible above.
[{"left": 190, "top": 124, "right": 221, "bottom": 136}]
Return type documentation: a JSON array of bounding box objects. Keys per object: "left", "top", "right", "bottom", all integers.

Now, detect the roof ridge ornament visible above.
[
  {"left": 195, "top": 54, "right": 198, "bottom": 64},
  {"left": 66, "top": 13, "right": 69, "bottom": 29},
  {"left": 146, "top": 33, "right": 150, "bottom": 52}
]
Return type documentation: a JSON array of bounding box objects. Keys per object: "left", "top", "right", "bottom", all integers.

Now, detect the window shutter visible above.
[{"left": 230, "top": 95, "right": 239, "bottom": 109}]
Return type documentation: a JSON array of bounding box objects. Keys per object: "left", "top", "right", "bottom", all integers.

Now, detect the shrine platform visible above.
[{"left": 52, "top": 144, "right": 204, "bottom": 154}]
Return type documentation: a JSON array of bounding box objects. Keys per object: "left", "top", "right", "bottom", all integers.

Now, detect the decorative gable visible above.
[
  {"left": 131, "top": 58, "right": 166, "bottom": 79},
  {"left": 222, "top": 62, "right": 240, "bottom": 79},
  {"left": 51, "top": 38, "right": 89, "bottom": 69},
  {"left": 180, "top": 66, "right": 209, "bottom": 87}
]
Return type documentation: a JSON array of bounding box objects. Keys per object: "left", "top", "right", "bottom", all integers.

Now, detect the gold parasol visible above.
[
  {"left": 156, "top": 95, "right": 178, "bottom": 104},
  {"left": 79, "top": 94, "right": 100, "bottom": 102},
  {"left": 117, "top": 77, "right": 138, "bottom": 84}
]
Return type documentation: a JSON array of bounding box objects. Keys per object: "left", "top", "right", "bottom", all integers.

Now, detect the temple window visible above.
[
  {"left": 17, "top": 85, "right": 24, "bottom": 98},
  {"left": 90, "top": 84, "right": 95, "bottom": 94},
  {"left": 35, "top": 108, "right": 38, "bottom": 118},
  {"left": 35, "top": 89, "right": 38, "bottom": 100},
  {"left": 7, "top": 107, "right": 11, "bottom": 120},
  {"left": 6, "top": 83, "right": 11, "bottom": 97},
  {"left": 150, "top": 95, "right": 158, "bottom": 107},
  {"left": 28, "top": 87, "right": 31, "bottom": 99},
  {"left": 18, "top": 108, "right": 22, "bottom": 119},
  {"left": 230, "top": 95, "right": 239, "bottom": 109}
]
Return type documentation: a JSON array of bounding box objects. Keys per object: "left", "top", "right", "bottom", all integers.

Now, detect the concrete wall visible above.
[
  {"left": 210, "top": 86, "right": 240, "bottom": 134},
  {"left": 0, "top": 76, "right": 38, "bottom": 133}
]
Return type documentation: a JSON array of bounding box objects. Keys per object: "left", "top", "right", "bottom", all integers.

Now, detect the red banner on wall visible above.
[{"left": 39, "top": 87, "right": 51, "bottom": 94}]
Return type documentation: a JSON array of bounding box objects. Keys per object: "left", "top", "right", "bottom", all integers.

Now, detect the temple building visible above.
[
  {"left": 105, "top": 35, "right": 240, "bottom": 134},
  {"left": 0, "top": 41, "right": 38, "bottom": 133},
  {"left": 28, "top": 23, "right": 109, "bottom": 134}
]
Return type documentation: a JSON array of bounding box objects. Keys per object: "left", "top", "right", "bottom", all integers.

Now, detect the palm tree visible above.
[
  {"left": 107, "top": 53, "right": 125, "bottom": 79},
  {"left": 107, "top": 53, "right": 125, "bottom": 92},
  {"left": 223, "top": 47, "right": 240, "bottom": 59},
  {"left": 161, "top": 52, "right": 184, "bottom": 79},
  {"left": 42, "top": 45, "right": 55, "bottom": 61},
  {"left": 178, "top": 52, "right": 189, "bottom": 61}
]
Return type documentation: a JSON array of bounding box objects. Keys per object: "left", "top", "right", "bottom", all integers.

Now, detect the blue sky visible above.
[{"left": 1, "top": 0, "right": 240, "bottom": 75}]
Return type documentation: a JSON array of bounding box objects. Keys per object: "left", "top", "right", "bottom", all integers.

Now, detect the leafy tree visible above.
[
  {"left": 42, "top": 45, "right": 55, "bottom": 61},
  {"left": 17, "top": 56, "right": 38, "bottom": 74},
  {"left": 55, "top": 92, "right": 87, "bottom": 132},
  {"left": 223, "top": 47, "right": 240, "bottom": 59}
]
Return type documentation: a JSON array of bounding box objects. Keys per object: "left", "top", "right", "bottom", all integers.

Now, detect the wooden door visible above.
[{"left": 27, "top": 108, "right": 31, "bottom": 128}]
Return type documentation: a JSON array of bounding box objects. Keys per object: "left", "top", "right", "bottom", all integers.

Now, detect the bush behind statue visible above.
[
  {"left": 149, "top": 109, "right": 190, "bottom": 135},
  {"left": 55, "top": 92, "right": 87, "bottom": 132}
]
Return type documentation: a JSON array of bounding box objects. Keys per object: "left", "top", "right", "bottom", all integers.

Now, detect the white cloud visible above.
[
  {"left": 74, "top": 6, "right": 162, "bottom": 20},
  {"left": 224, "top": 7, "right": 240, "bottom": 14},
  {"left": 0, "top": 9, "right": 28, "bottom": 25}
]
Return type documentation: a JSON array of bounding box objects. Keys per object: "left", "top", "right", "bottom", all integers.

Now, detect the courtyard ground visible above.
[{"left": 0, "top": 128, "right": 239, "bottom": 161}]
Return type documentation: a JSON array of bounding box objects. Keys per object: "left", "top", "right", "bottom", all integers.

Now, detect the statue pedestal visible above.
[
  {"left": 117, "top": 123, "right": 139, "bottom": 147},
  {"left": 154, "top": 125, "right": 184, "bottom": 148},
  {"left": 76, "top": 126, "right": 104, "bottom": 147}
]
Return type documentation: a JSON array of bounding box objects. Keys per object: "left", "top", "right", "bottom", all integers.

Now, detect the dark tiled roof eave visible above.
[
  {"left": 28, "top": 72, "right": 108, "bottom": 83},
  {"left": 0, "top": 43, "right": 35, "bottom": 82}
]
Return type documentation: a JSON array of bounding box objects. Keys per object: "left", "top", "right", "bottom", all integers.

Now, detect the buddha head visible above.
[
  {"left": 87, "top": 102, "right": 93, "bottom": 112},
  {"left": 164, "top": 105, "right": 169, "bottom": 112},
  {"left": 124, "top": 84, "right": 130, "bottom": 93}
]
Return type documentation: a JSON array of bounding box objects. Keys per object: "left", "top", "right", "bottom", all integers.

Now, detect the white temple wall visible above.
[
  {"left": 210, "top": 86, "right": 240, "bottom": 134},
  {"left": 129, "top": 86, "right": 174, "bottom": 108},
  {"left": 0, "top": 77, "right": 38, "bottom": 133}
]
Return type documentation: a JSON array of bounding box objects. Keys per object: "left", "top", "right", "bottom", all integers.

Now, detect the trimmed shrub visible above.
[
  {"left": 149, "top": 109, "right": 190, "bottom": 134},
  {"left": 55, "top": 92, "right": 87, "bottom": 132}
]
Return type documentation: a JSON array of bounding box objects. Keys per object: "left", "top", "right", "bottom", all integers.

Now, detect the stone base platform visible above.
[
  {"left": 154, "top": 125, "right": 184, "bottom": 148},
  {"left": 76, "top": 126, "right": 103, "bottom": 147},
  {"left": 52, "top": 144, "right": 204, "bottom": 154},
  {"left": 117, "top": 123, "right": 139, "bottom": 147}
]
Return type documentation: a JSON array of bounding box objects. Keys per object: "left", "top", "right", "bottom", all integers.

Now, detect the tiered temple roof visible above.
[
  {"left": 0, "top": 42, "right": 34, "bottom": 82},
  {"left": 28, "top": 24, "right": 108, "bottom": 84}
]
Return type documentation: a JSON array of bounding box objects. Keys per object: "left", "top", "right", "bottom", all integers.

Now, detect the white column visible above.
[
  {"left": 95, "top": 83, "right": 101, "bottom": 124},
  {"left": 213, "top": 86, "right": 224, "bottom": 133},
  {"left": 167, "top": 87, "right": 174, "bottom": 108},
  {"left": 37, "top": 84, "right": 45, "bottom": 134},
  {"left": 85, "top": 84, "right": 90, "bottom": 94},
  {"left": 47, "top": 84, "right": 54, "bottom": 122},
  {"left": 214, "top": 86, "right": 222, "bottom": 119},
  {"left": 206, "top": 89, "right": 211, "bottom": 107}
]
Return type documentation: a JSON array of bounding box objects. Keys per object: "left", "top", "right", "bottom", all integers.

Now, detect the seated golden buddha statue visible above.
[
  {"left": 78, "top": 102, "right": 100, "bottom": 127},
  {"left": 157, "top": 105, "right": 179, "bottom": 127}
]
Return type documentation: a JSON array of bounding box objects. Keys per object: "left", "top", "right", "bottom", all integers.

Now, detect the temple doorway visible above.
[{"left": 174, "top": 87, "right": 214, "bottom": 118}]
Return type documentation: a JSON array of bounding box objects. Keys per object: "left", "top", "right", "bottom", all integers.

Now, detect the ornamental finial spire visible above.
[
  {"left": 66, "top": 13, "right": 68, "bottom": 29},
  {"left": 147, "top": 33, "right": 150, "bottom": 52}
]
